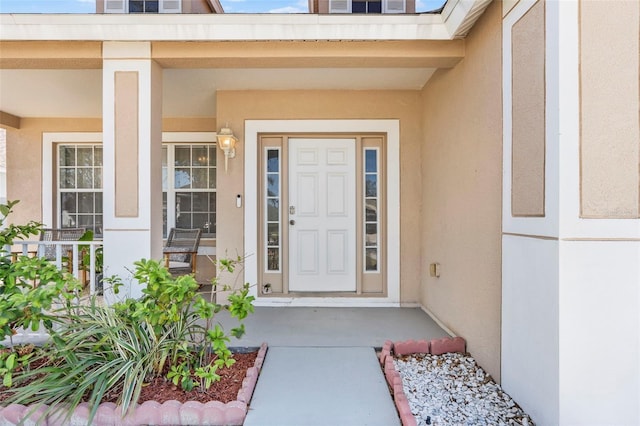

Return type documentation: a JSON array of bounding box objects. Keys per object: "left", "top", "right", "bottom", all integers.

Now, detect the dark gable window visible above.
[
  {"left": 129, "top": 0, "right": 159, "bottom": 13},
  {"left": 353, "top": 0, "right": 382, "bottom": 13}
]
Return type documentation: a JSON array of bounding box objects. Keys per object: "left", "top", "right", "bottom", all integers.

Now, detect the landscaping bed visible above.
[
  {"left": 0, "top": 343, "right": 267, "bottom": 425},
  {"left": 381, "top": 338, "right": 534, "bottom": 426}
]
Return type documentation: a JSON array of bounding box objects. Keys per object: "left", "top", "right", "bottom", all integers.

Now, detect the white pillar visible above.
[
  {"left": 503, "top": 1, "right": 640, "bottom": 425},
  {"left": 102, "top": 42, "right": 163, "bottom": 302}
]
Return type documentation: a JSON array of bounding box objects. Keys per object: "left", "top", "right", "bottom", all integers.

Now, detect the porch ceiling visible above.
[
  {"left": 0, "top": 38, "right": 461, "bottom": 119},
  {"left": 0, "top": 66, "right": 438, "bottom": 119},
  {"left": 0, "top": 0, "right": 488, "bottom": 122}
]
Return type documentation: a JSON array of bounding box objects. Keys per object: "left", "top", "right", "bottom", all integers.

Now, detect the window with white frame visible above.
[
  {"left": 58, "top": 144, "right": 103, "bottom": 236},
  {"left": 55, "top": 140, "right": 216, "bottom": 239},
  {"left": 162, "top": 144, "right": 217, "bottom": 238},
  {"left": 364, "top": 148, "right": 380, "bottom": 271},
  {"left": 329, "top": 0, "right": 405, "bottom": 14},
  {"left": 264, "top": 148, "right": 281, "bottom": 271},
  {"left": 103, "top": 0, "right": 181, "bottom": 14}
]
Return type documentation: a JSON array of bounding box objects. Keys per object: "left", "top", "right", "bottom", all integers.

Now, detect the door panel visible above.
[{"left": 289, "top": 138, "right": 356, "bottom": 292}]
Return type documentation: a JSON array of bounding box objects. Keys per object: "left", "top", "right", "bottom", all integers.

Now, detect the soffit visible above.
[
  {"left": 0, "top": 41, "right": 102, "bottom": 69},
  {"left": 153, "top": 40, "right": 464, "bottom": 69}
]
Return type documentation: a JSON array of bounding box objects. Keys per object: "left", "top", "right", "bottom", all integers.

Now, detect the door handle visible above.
[{"left": 289, "top": 219, "right": 296, "bottom": 225}]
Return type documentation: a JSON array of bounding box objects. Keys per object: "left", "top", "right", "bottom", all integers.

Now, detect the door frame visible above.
[{"left": 245, "top": 119, "right": 400, "bottom": 306}]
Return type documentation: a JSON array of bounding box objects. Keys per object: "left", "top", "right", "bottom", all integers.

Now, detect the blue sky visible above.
[{"left": 0, "top": 0, "right": 447, "bottom": 14}]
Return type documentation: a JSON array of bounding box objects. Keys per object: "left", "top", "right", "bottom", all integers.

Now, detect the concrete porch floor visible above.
[{"left": 215, "top": 306, "right": 452, "bottom": 348}]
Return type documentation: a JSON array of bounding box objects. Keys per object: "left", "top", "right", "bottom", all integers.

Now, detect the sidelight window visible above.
[
  {"left": 363, "top": 148, "right": 380, "bottom": 272},
  {"left": 264, "top": 148, "right": 281, "bottom": 272}
]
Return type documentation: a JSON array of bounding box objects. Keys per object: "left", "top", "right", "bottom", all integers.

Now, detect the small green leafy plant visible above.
[
  {"left": 0, "top": 200, "right": 81, "bottom": 347},
  {"left": 4, "top": 256, "right": 255, "bottom": 424}
]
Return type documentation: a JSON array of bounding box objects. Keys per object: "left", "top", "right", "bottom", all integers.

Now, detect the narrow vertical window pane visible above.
[
  {"left": 267, "top": 199, "right": 279, "bottom": 221},
  {"left": 267, "top": 248, "right": 279, "bottom": 271},
  {"left": 192, "top": 146, "right": 208, "bottom": 166},
  {"left": 175, "top": 146, "right": 190, "bottom": 166},
  {"left": 267, "top": 150, "right": 279, "bottom": 172},
  {"left": 365, "top": 150, "right": 377, "bottom": 173},
  {"left": 365, "top": 199, "right": 377, "bottom": 221},
  {"left": 94, "top": 147, "right": 103, "bottom": 166},
  {"left": 78, "top": 193, "right": 94, "bottom": 213},
  {"left": 209, "top": 168, "right": 217, "bottom": 189},
  {"left": 365, "top": 175, "right": 377, "bottom": 197},
  {"left": 267, "top": 175, "right": 279, "bottom": 197},
  {"left": 60, "top": 146, "right": 75, "bottom": 167},
  {"left": 365, "top": 223, "right": 377, "bottom": 246},
  {"left": 162, "top": 192, "right": 167, "bottom": 237},
  {"left": 365, "top": 248, "right": 378, "bottom": 271},
  {"left": 267, "top": 223, "right": 279, "bottom": 246},
  {"left": 364, "top": 148, "right": 380, "bottom": 273},
  {"left": 192, "top": 168, "right": 208, "bottom": 189},
  {"left": 94, "top": 168, "right": 103, "bottom": 188},
  {"left": 60, "top": 169, "right": 75, "bottom": 189},
  {"left": 265, "top": 148, "right": 280, "bottom": 272},
  {"left": 77, "top": 168, "right": 93, "bottom": 189}
]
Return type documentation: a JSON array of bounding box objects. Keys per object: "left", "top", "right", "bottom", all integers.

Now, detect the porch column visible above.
[{"left": 102, "top": 42, "right": 163, "bottom": 302}]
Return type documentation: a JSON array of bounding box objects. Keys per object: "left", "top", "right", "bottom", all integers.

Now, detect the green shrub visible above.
[
  {"left": 4, "top": 257, "right": 255, "bottom": 424},
  {"left": 0, "top": 200, "right": 81, "bottom": 347}
]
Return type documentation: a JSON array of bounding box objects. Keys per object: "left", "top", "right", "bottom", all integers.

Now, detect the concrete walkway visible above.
[
  {"left": 216, "top": 307, "right": 450, "bottom": 425},
  {"left": 244, "top": 347, "right": 400, "bottom": 426}
]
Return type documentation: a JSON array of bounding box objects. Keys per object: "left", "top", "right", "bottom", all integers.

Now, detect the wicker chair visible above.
[{"left": 163, "top": 228, "right": 202, "bottom": 276}]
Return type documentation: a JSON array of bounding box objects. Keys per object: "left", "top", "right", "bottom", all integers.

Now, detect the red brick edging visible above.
[
  {"left": 0, "top": 342, "right": 268, "bottom": 426},
  {"left": 379, "top": 337, "right": 466, "bottom": 426}
]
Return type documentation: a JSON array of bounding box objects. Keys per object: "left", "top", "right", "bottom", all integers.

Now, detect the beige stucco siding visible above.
[
  {"left": 580, "top": 0, "right": 640, "bottom": 218},
  {"left": 511, "top": 0, "right": 545, "bottom": 217},
  {"left": 3, "top": 118, "right": 102, "bottom": 225},
  {"left": 420, "top": 0, "right": 502, "bottom": 381},
  {"left": 215, "top": 89, "right": 423, "bottom": 303}
]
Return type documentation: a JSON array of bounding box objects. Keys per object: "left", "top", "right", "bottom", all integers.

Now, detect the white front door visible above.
[{"left": 288, "top": 138, "right": 356, "bottom": 292}]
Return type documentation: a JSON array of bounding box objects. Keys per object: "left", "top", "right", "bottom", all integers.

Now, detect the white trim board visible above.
[{"left": 244, "top": 119, "right": 401, "bottom": 307}]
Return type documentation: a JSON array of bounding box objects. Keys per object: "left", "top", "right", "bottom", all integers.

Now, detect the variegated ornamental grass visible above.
[{"left": 0, "top": 201, "right": 255, "bottom": 424}]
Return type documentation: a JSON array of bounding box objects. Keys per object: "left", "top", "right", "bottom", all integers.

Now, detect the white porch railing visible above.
[{"left": 7, "top": 240, "right": 103, "bottom": 295}]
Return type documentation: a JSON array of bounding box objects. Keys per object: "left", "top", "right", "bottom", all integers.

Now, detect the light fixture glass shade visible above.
[{"left": 217, "top": 127, "right": 238, "bottom": 172}]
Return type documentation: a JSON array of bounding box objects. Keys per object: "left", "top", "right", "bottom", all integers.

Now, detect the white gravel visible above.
[{"left": 394, "top": 352, "right": 534, "bottom": 426}]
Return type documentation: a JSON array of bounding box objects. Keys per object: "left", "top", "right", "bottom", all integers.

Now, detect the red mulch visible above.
[{"left": 0, "top": 350, "right": 258, "bottom": 405}]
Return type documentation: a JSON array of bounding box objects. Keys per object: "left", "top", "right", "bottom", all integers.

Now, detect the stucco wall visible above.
[
  {"left": 215, "top": 89, "right": 423, "bottom": 303},
  {"left": 419, "top": 0, "right": 502, "bottom": 381},
  {"left": 579, "top": 0, "right": 640, "bottom": 218},
  {"left": 510, "top": 0, "right": 545, "bottom": 217},
  {"left": 3, "top": 118, "right": 102, "bottom": 225}
]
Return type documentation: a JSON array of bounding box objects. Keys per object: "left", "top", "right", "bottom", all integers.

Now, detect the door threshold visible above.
[{"left": 254, "top": 296, "right": 400, "bottom": 307}]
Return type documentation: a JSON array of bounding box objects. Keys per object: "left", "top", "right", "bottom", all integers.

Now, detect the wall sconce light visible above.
[{"left": 217, "top": 127, "right": 238, "bottom": 173}]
